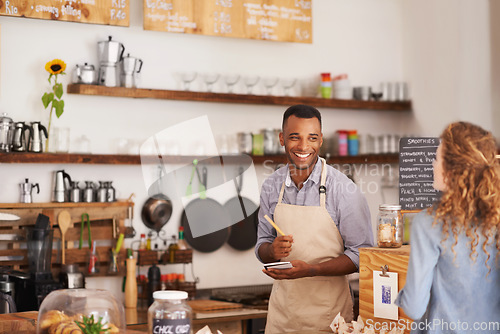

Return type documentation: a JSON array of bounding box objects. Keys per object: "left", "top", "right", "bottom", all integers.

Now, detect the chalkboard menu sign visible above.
[
  {"left": 399, "top": 137, "right": 441, "bottom": 210},
  {"left": 0, "top": 0, "right": 129, "bottom": 26},
  {"left": 143, "top": 0, "right": 312, "bottom": 43}
]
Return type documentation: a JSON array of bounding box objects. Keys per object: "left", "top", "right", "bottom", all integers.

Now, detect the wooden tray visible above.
[{"left": 187, "top": 300, "right": 243, "bottom": 312}]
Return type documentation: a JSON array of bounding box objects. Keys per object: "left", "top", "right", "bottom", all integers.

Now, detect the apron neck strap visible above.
[
  {"left": 277, "top": 158, "right": 328, "bottom": 206},
  {"left": 319, "top": 157, "right": 327, "bottom": 208}
]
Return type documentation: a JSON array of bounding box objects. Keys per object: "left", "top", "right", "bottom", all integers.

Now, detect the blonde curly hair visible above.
[{"left": 430, "top": 122, "right": 500, "bottom": 272}]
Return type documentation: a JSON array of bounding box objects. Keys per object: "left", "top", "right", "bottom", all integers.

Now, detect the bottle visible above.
[
  {"left": 139, "top": 233, "right": 147, "bottom": 250},
  {"left": 347, "top": 130, "right": 359, "bottom": 156},
  {"left": 320, "top": 72, "right": 332, "bottom": 98},
  {"left": 148, "top": 291, "right": 192, "bottom": 334},
  {"left": 125, "top": 249, "right": 138, "bottom": 308},
  {"left": 146, "top": 232, "right": 152, "bottom": 251},
  {"left": 337, "top": 130, "right": 348, "bottom": 156},
  {"left": 377, "top": 204, "right": 403, "bottom": 248},
  {"left": 147, "top": 264, "right": 161, "bottom": 306},
  {"left": 168, "top": 236, "right": 178, "bottom": 263},
  {"left": 177, "top": 227, "right": 188, "bottom": 250}
]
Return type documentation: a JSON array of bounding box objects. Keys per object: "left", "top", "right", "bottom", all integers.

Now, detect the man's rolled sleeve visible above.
[{"left": 255, "top": 179, "right": 278, "bottom": 263}]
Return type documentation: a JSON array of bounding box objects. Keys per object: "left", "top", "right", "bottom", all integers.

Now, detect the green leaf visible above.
[
  {"left": 55, "top": 100, "right": 64, "bottom": 118},
  {"left": 42, "top": 93, "right": 54, "bottom": 109},
  {"left": 47, "top": 74, "right": 53, "bottom": 84},
  {"left": 54, "top": 83, "right": 64, "bottom": 99}
]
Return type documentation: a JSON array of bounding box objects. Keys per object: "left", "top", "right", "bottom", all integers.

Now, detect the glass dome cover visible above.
[{"left": 37, "top": 288, "right": 125, "bottom": 334}]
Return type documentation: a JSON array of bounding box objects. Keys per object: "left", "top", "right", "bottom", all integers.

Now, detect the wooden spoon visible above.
[{"left": 58, "top": 210, "right": 71, "bottom": 265}]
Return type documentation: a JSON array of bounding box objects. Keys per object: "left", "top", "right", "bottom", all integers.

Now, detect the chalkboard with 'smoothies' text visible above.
[{"left": 399, "top": 137, "right": 441, "bottom": 211}]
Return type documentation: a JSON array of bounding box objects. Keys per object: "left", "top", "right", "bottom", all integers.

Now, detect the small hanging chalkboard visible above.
[{"left": 399, "top": 137, "right": 441, "bottom": 211}]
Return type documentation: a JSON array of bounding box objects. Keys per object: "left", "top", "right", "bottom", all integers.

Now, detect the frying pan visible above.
[
  {"left": 181, "top": 166, "right": 230, "bottom": 253},
  {"left": 141, "top": 193, "right": 173, "bottom": 233},
  {"left": 224, "top": 168, "right": 259, "bottom": 251}
]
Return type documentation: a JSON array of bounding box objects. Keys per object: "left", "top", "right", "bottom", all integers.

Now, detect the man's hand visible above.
[
  {"left": 263, "top": 260, "right": 310, "bottom": 280},
  {"left": 270, "top": 235, "right": 293, "bottom": 260}
]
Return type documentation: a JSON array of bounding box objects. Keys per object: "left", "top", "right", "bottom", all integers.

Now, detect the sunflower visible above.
[{"left": 45, "top": 59, "right": 66, "bottom": 75}]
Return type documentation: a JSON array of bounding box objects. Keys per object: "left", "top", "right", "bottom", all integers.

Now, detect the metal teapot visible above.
[
  {"left": 73, "top": 63, "right": 97, "bottom": 84},
  {"left": 12, "top": 122, "right": 31, "bottom": 152},
  {"left": 53, "top": 170, "right": 72, "bottom": 203},
  {"left": 97, "top": 36, "right": 125, "bottom": 65},
  {"left": 28, "top": 121, "right": 48, "bottom": 153},
  {"left": 0, "top": 113, "right": 14, "bottom": 153}
]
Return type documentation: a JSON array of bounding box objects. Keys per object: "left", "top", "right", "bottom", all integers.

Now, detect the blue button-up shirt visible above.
[
  {"left": 395, "top": 210, "right": 500, "bottom": 333},
  {"left": 255, "top": 158, "right": 374, "bottom": 268}
]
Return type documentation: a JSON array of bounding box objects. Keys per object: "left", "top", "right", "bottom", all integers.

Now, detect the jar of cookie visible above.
[{"left": 377, "top": 204, "right": 403, "bottom": 248}]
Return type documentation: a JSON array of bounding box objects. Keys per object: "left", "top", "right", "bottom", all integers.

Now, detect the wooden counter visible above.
[
  {"left": 359, "top": 246, "right": 411, "bottom": 334},
  {"left": 0, "top": 307, "right": 267, "bottom": 334}
]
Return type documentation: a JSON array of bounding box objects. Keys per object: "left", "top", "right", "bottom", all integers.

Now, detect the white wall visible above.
[{"left": 2, "top": 0, "right": 496, "bottom": 301}]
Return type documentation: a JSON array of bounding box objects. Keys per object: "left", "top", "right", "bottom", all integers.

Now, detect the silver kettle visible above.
[
  {"left": 53, "top": 170, "right": 72, "bottom": 203},
  {"left": 0, "top": 275, "right": 16, "bottom": 314},
  {"left": 0, "top": 113, "right": 14, "bottom": 153},
  {"left": 69, "top": 181, "right": 82, "bottom": 203},
  {"left": 20, "top": 178, "right": 40, "bottom": 204},
  {"left": 74, "top": 63, "right": 97, "bottom": 84},
  {"left": 28, "top": 121, "right": 48, "bottom": 153},
  {"left": 12, "top": 122, "right": 31, "bottom": 152},
  {"left": 97, "top": 36, "right": 125, "bottom": 65}
]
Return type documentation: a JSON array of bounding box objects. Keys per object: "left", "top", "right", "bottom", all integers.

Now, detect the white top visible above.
[{"left": 153, "top": 290, "right": 188, "bottom": 300}]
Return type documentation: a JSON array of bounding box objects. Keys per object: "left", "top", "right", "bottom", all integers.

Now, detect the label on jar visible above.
[{"left": 152, "top": 318, "right": 191, "bottom": 334}]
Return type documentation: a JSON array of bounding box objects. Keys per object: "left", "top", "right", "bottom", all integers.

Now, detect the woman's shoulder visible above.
[{"left": 411, "top": 209, "right": 442, "bottom": 237}]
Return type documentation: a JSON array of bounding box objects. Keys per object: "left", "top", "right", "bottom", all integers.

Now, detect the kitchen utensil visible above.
[
  {"left": 12, "top": 122, "right": 31, "bottom": 152},
  {"left": 83, "top": 181, "right": 96, "bottom": 202},
  {"left": 106, "top": 181, "right": 116, "bottom": 202},
  {"left": 79, "top": 213, "right": 92, "bottom": 249},
  {"left": 0, "top": 256, "right": 24, "bottom": 261},
  {"left": 0, "top": 113, "right": 13, "bottom": 153},
  {"left": 0, "top": 213, "right": 20, "bottom": 221},
  {"left": 58, "top": 210, "right": 71, "bottom": 265},
  {"left": 20, "top": 178, "right": 39, "bottom": 203},
  {"left": 264, "top": 215, "right": 285, "bottom": 236},
  {"left": 96, "top": 181, "right": 107, "bottom": 202},
  {"left": 28, "top": 121, "right": 48, "bottom": 153},
  {"left": 181, "top": 169, "right": 230, "bottom": 253},
  {"left": 186, "top": 160, "right": 197, "bottom": 197},
  {"left": 195, "top": 164, "right": 207, "bottom": 199},
  {"left": 69, "top": 181, "right": 81, "bottom": 203},
  {"left": 98, "top": 36, "right": 125, "bottom": 65},
  {"left": 0, "top": 234, "right": 24, "bottom": 241},
  {"left": 141, "top": 194, "right": 172, "bottom": 232},
  {"left": 26, "top": 227, "right": 53, "bottom": 274},
  {"left": 121, "top": 54, "right": 143, "bottom": 88},
  {"left": 99, "top": 64, "right": 119, "bottom": 87},
  {"left": 224, "top": 168, "right": 259, "bottom": 251},
  {"left": 0, "top": 276, "right": 17, "bottom": 313},
  {"left": 73, "top": 63, "right": 97, "bottom": 84},
  {"left": 59, "top": 263, "right": 85, "bottom": 289},
  {"left": 124, "top": 204, "right": 136, "bottom": 238},
  {"left": 53, "top": 170, "right": 72, "bottom": 203}
]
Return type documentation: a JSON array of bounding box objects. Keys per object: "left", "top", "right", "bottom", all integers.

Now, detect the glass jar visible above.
[
  {"left": 37, "top": 289, "right": 125, "bottom": 334},
  {"left": 377, "top": 204, "right": 403, "bottom": 248},
  {"left": 148, "top": 290, "right": 192, "bottom": 334}
]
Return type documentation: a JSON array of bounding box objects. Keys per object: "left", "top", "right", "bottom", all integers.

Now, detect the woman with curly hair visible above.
[{"left": 395, "top": 122, "right": 500, "bottom": 334}]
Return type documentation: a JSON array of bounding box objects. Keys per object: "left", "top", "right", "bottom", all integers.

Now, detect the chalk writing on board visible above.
[
  {"left": 399, "top": 137, "right": 441, "bottom": 210},
  {"left": 1, "top": 0, "right": 129, "bottom": 26},
  {"left": 143, "top": 0, "right": 312, "bottom": 43}
]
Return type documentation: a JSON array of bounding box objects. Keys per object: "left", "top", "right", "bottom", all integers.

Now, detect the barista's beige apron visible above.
[{"left": 265, "top": 158, "right": 353, "bottom": 333}]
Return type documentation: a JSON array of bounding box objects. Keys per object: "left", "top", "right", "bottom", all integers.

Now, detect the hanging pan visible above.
[
  {"left": 181, "top": 165, "right": 230, "bottom": 253},
  {"left": 224, "top": 167, "right": 259, "bottom": 251}
]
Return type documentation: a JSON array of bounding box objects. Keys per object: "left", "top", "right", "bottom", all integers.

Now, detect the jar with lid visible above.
[
  {"left": 148, "top": 290, "right": 192, "bottom": 334},
  {"left": 377, "top": 204, "right": 403, "bottom": 248}
]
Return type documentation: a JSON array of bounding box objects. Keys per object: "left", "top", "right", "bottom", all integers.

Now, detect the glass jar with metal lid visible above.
[
  {"left": 377, "top": 204, "right": 403, "bottom": 248},
  {"left": 148, "top": 290, "right": 192, "bottom": 334}
]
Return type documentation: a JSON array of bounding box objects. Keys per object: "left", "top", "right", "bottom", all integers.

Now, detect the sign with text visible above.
[
  {"left": 0, "top": 0, "right": 129, "bottom": 26},
  {"left": 143, "top": 0, "right": 312, "bottom": 43},
  {"left": 399, "top": 137, "right": 441, "bottom": 211}
]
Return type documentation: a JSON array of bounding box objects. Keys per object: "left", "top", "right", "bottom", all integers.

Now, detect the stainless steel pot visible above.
[
  {"left": 74, "top": 63, "right": 97, "bottom": 84},
  {"left": 0, "top": 113, "right": 13, "bottom": 153}
]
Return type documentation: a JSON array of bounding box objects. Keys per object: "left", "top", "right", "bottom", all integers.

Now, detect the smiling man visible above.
[{"left": 255, "top": 104, "right": 374, "bottom": 333}]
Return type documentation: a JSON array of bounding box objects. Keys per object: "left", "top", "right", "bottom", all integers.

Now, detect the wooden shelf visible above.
[
  {"left": 0, "top": 152, "right": 399, "bottom": 165},
  {"left": 67, "top": 84, "right": 412, "bottom": 111}
]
